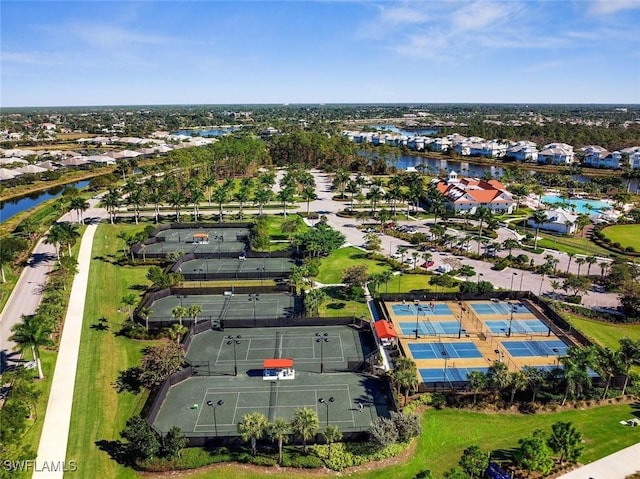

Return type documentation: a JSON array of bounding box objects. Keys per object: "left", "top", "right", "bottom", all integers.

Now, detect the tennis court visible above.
[
  {"left": 485, "top": 318, "right": 550, "bottom": 335},
  {"left": 407, "top": 341, "right": 482, "bottom": 360},
  {"left": 419, "top": 367, "right": 489, "bottom": 384},
  {"left": 391, "top": 303, "right": 453, "bottom": 316},
  {"left": 147, "top": 292, "right": 298, "bottom": 324},
  {"left": 502, "top": 339, "right": 568, "bottom": 358},
  {"left": 186, "top": 325, "right": 373, "bottom": 375},
  {"left": 177, "top": 258, "right": 295, "bottom": 280},
  {"left": 141, "top": 240, "right": 246, "bottom": 257},
  {"left": 469, "top": 301, "right": 531, "bottom": 315},
  {"left": 398, "top": 320, "right": 460, "bottom": 336},
  {"left": 155, "top": 227, "right": 250, "bottom": 243},
  {"left": 152, "top": 372, "right": 391, "bottom": 436}
]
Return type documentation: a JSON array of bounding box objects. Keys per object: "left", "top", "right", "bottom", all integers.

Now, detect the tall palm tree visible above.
[
  {"left": 277, "top": 185, "right": 295, "bottom": 218},
  {"left": 10, "top": 314, "right": 53, "bottom": 379},
  {"left": 508, "top": 371, "right": 528, "bottom": 404},
  {"left": 187, "top": 304, "right": 203, "bottom": 325},
  {"left": 566, "top": 252, "right": 576, "bottom": 275},
  {"left": 127, "top": 189, "right": 145, "bottom": 225},
  {"left": 473, "top": 206, "right": 493, "bottom": 255},
  {"left": 345, "top": 180, "right": 359, "bottom": 212},
  {"left": 291, "top": 407, "right": 319, "bottom": 452},
  {"left": 366, "top": 185, "right": 384, "bottom": 215},
  {"left": 595, "top": 347, "right": 622, "bottom": 399},
  {"left": 238, "top": 412, "right": 269, "bottom": 456},
  {"left": 268, "top": 417, "right": 290, "bottom": 465},
  {"left": 379, "top": 270, "right": 393, "bottom": 294},
  {"left": 618, "top": 337, "right": 640, "bottom": 395},
  {"left": 575, "top": 257, "right": 586, "bottom": 276},
  {"left": 332, "top": 169, "right": 350, "bottom": 198},
  {"left": 560, "top": 346, "right": 597, "bottom": 405},
  {"left": 57, "top": 222, "right": 80, "bottom": 257},
  {"left": 467, "top": 370, "right": 487, "bottom": 405},
  {"left": 530, "top": 210, "right": 548, "bottom": 250},
  {"left": 585, "top": 256, "right": 597, "bottom": 276},
  {"left": 253, "top": 187, "right": 273, "bottom": 217},
  {"left": 44, "top": 223, "right": 66, "bottom": 259},
  {"left": 234, "top": 186, "right": 251, "bottom": 219},
  {"left": 301, "top": 185, "right": 317, "bottom": 216},
  {"left": 69, "top": 196, "right": 89, "bottom": 224},
  {"left": 100, "top": 187, "right": 121, "bottom": 224},
  {"left": 171, "top": 305, "right": 188, "bottom": 327}
]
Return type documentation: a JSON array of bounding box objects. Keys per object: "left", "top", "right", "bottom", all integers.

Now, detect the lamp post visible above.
[
  {"left": 227, "top": 335, "right": 241, "bottom": 376},
  {"left": 414, "top": 299, "right": 421, "bottom": 339},
  {"left": 507, "top": 303, "right": 515, "bottom": 338},
  {"left": 442, "top": 350, "right": 449, "bottom": 388},
  {"left": 177, "top": 293, "right": 187, "bottom": 306},
  {"left": 477, "top": 272, "right": 484, "bottom": 285},
  {"left": 397, "top": 271, "right": 402, "bottom": 293},
  {"left": 257, "top": 266, "right": 266, "bottom": 286},
  {"left": 552, "top": 348, "right": 560, "bottom": 366},
  {"left": 510, "top": 272, "right": 517, "bottom": 292},
  {"left": 539, "top": 273, "right": 545, "bottom": 296},
  {"left": 207, "top": 399, "right": 224, "bottom": 437},
  {"left": 318, "top": 396, "right": 335, "bottom": 427},
  {"left": 519, "top": 272, "right": 524, "bottom": 291},
  {"left": 316, "top": 332, "right": 329, "bottom": 373},
  {"left": 249, "top": 293, "right": 260, "bottom": 322},
  {"left": 197, "top": 268, "right": 204, "bottom": 289}
]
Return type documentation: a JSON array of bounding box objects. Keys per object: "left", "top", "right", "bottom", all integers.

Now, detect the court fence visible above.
[{"left": 169, "top": 253, "right": 297, "bottom": 281}]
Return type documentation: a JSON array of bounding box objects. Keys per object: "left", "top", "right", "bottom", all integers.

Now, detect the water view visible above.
[
  {"left": 172, "top": 127, "right": 239, "bottom": 137},
  {"left": 369, "top": 124, "right": 438, "bottom": 136}
]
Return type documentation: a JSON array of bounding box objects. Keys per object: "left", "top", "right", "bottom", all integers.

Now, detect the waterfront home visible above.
[
  {"left": 537, "top": 143, "right": 575, "bottom": 165},
  {"left": 582, "top": 145, "right": 622, "bottom": 169},
  {"left": 506, "top": 141, "right": 538, "bottom": 162},
  {"left": 430, "top": 170, "right": 515, "bottom": 214},
  {"left": 453, "top": 139, "right": 507, "bottom": 158},
  {"left": 620, "top": 146, "right": 640, "bottom": 169},
  {"left": 527, "top": 208, "right": 577, "bottom": 235}
]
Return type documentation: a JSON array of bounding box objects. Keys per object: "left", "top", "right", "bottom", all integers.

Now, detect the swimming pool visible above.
[{"left": 541, "top": 195, "right": 611, "bottom": 215}]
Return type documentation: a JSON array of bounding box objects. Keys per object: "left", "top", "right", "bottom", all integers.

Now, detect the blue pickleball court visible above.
[
  {"left": 485, "top": 319, "right": 550, "bottom": 335},
  {"left": 391, "top": 303, "right": 453, "bottom": 316},
  {"left": 419, "top": 367, "right": 489, "bottom": 383},
  {"left": 470, "top": 302, "right": 531, "bottom": 315},
  {"left": 502, "top": 339, "right": 568, "bottom": 358},
  {"left": 408, "top": 341, "right": 482, "bottom": 360},
  {"left": 398, "top": 321, "right": 460, "bottom": 336}
]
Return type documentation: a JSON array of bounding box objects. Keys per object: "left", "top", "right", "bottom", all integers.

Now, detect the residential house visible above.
[
  {"left": 527, "top": 208, "right": 577, "bottom": 235},
  {"left": 620, "top": 146, "right": 640, "bottom": 170},
  {"left": 582, "top": 145, "right": 623, "bottom": 169},
  {"left": 537, "top": 143, "right": 575, "bottom": 165},
  {"left": 506, "top": 141, "right": 538, "bottom": 162}
]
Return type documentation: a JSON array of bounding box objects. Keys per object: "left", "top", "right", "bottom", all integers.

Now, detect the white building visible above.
[
  {"left": 527, "top": 208, "right": 577, "bottom": 235},
  {"left": 582, "top": 145, "right": 623, "bottom": 169},
  {"left": 507, "top": 141, "right": 538, "bottom": 162},
  {"left": 537, "top": 143, "right": 575, "bottom": 165},
  {"left": 431, "top": 170, "right": 515, "bottom": 214},
  {"left": 620, "top": 146, "right": 640, "bottom": 170}
]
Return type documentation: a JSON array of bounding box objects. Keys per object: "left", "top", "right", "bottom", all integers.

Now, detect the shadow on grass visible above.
[
  {"left": 326, "top": 302, "right": 346, "bottom": 310},
  {"left": 490, "top": 447, "right": 516, "bottom": 463},
  {"left": 95, "top": 439, "right": 131, "bottom": 467}
]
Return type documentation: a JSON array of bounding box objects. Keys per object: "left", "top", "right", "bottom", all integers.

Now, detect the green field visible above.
[
  {"left": 602, "top": 224, "right": 640, "bottom": 251},
  {"left": 316, "top": 247, "right": 390, "bottom": 284},
  {"left": 563, "top": 314, "right": 640, "bottom": 348}
]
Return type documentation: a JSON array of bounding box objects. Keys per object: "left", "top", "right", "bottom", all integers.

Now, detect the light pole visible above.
[
  {"left": 507, "top": 303, "right": 515, "bottom": 337},
  {"left": 207, "top": 399, "right": 224, "bottom": 437},
  {"left": 510, "top": 272, "right": 517, "bottom": 292},
  {"left": 458, "top": 309, "right": 465, "bottom": 338},
  {"left": 519, "top": 272, "right": 524, "bottom": 291},
  {"left": 249, "top": 293, "right": 260, "bottom": 322},
  {"left": 477, "top": 272, "right": 484, "bottom": 285},
  {"left": 318, "top": 396, "right": 335, "bottom": 427},
  {"left": 442, "top": 350, "right": 449, "bottom": 388},
  {"left": 414, "top": 299, "right": 421, "bottom": 339},
  {"left": 316, "top": 332, "right": 329, "bottom": 373},
  {"left": 177, "top": 293, "right": 187, "bottom": 306},
  {"left": 397, "top": 271, "right": 402, "bottom": 293},
  {"left": 552, "top": 348, "right": 560, "bottom": 366},
  {"left": 257, "top": 266, "right": 266, "bottom": 286},
  {"left": 539, "top": 273, "right": 545, "bottom": 296},
  {"left": 227, "top": 335, "right": 241, "bottom": 376},
  {"left": 197, "top": 268, "right": 204, "bottom": 289}
]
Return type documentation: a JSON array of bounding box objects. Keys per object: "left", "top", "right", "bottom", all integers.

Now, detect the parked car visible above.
[{"left": 420, "top": 261, "right": 435, "bottom": 269}]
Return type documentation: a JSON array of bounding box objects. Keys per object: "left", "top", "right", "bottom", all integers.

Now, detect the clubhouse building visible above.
[{"left": 430, "top": 171, "right": 515, "bottom": 214}]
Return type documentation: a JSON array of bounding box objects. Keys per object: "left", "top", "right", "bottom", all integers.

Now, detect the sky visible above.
[{"left": 2, "top": 0, "right": 639, "bottom": 107}]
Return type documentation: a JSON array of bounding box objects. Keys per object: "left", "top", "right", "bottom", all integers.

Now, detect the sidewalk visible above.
[
  {"left": 32, "top": 223, "right": 98, "bottom": 479},
  {"left": 556, "top": 442, "right": 640, "bottom": 479}
]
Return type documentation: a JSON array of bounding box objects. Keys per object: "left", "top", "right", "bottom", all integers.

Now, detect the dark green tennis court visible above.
[
  {"left": 176, "top": 258, "right": 295, "bottom": 280},
  {"left": 186, "top": 325, "right": 374, "bottom": 375},
  {"left": 140, "top": 240, "right": 246, "bottom": 257},
  {"left": 155, "top": 227, "right": 250, "bottom": 243},
  {"left": 152, "top": 372, "right": 390, "bottom": 437},
  {"left": 147, "top": 292, "right": 298, "bottom": 324}
]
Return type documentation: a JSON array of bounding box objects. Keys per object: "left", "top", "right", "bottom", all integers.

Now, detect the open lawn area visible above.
[
  {"left": 316, "top": 247, "right": 390, "bottom": 284},
  {"left": 602, "top": 224, "right": 640, "bottom": 251},
  {"left": 65, "top": 223, "right": 156, "bottom": 479},
  {"left": 564, "top": 314, "right": 640, "bottom": 348},
  {"left": 536, "top": 233, "right": 613, "bottom": 257},
  {"left": 178, "top": 403, "right": 640, "bottom": 479}
]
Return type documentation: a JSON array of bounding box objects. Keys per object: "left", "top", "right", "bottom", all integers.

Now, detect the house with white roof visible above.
[
  {"left": 537, "top": 143, "right": 575, "bottom": 165},
  {"left": 527, "top": 208, "right": 577, "bottom": 235},
  {"left": 620, "top": 146, "right": 640, "bottom": 170},
  {"left": 506, "top": 141, "right": 538, "bottom": 162},
  {"left": 431, "top": 137, "right": 452, "bottom": 152},
  {"left": 430, "top": 170, "right": 515, "bottom": 214},
  {"left": 582, "top": 145, "right": 622, "bottom": 169}
]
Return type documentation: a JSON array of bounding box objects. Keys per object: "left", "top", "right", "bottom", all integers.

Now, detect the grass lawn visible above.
[
  {"left": 602, "top": 224, "right": 640, "bottom": 251},
  {"left": 536, "top": 233, "right": 613, "bottom": 257},
  {"left": 316, "top": 247, "right": 390, "bottom": 284},
  {"left": 317, "top": 286, "right": 370, "bottom": 318},
  {"left": 179, "top": 403, "right": 640, "bottom": 479},
  {"left": 65, "top": 224, "right": 156, "bottom": 479},
  {"left": 563, "top": 314, "right": 640, "bottom": 349}
]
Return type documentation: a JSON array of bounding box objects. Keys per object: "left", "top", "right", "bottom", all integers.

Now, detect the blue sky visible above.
[{"left": 2, "top": 0, "right": 639, "bottom": 107}]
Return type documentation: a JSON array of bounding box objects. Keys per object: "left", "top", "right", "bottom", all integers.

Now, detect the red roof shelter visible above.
[
  {"left": 374, "top": 320, "right": 398, "bottom": 339},
  {"left": 263, "top": 358, "right": 294, "bottom": 369}
]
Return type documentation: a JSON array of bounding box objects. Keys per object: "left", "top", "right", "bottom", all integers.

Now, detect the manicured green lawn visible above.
[
  {"left": 563, "top": 314, "right": 640, "bottom": 349},
  {"left": 316, "top": 247, "right": 390, "bottom": 284},
  {"left": 536, "top": 234, "right": 613, "bottom": 257},
  {"left": 317, "top": 286, "right": 370, "bottom": 318},
  {"left": 65, "top": 224, "right": 156, "bottom": 479},
  {"left": 602, "top": 224, "right": 640, "bottom": 251}
]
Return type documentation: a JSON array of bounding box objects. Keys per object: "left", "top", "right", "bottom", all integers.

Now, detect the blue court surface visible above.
[
  {"left": 408, "top": 342, "right": 482, "bottom": 360},
  {"left": 485, "top": 319, "right": 549, "bottom": 335},
  {"left": 419, "top": 367, "right": 489, "bottom": 383},
  {"left": 391, "top": 303, "right": 453, "bottom": 316},
  {"left": 470, "top": 302, "right": 530, "bottom": 315},
  {"left": 398, "top": 321, "right": 460, "bottom": 336},
  {"left": 502, "top": 339, "right": 568, "bottom": 357}
]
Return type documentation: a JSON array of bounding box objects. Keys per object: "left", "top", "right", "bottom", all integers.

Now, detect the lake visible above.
[
  {"left": 172, "top": 127, "right": 239, "bottom": 137},
  {"left": 0, "top": 180, "right": 90, "bottom": 223},
  {"left": 369, "top": 124, "right": 438, "bottom": 136}
]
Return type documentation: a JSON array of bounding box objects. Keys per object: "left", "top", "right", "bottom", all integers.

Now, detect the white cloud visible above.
[
  {"left": 378, "top": 4, "right": 430, "bottom": 25},
  {"left": 451, "top": 1, "right": 517, "bottom": 31},
  {"left": 523, "top": 60, "right": 565, "bottom": 73},
  {"left": 66, "top": 23, "right": 174, "bottom": 49},
  {"left": 587, "top": 0, "right": 640, "bottom": 15}
]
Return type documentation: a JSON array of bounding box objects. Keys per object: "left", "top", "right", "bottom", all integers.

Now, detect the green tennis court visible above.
[
  {"left": 155, "top": 227, "right": 250, "bottom": 243},
  {"left": 177, "top": 258, "right": 295, "bottom": 280},
  {"left": 152, "top": 371, "right": 391, "bottom": 437},
  {"left": 186, "top": 325, "right": 374, "bottom": 375},
  {"left": 147, "top": 292, "right": 298, "bottom": 324},
  {"left": 140, "top": 240, "right": 246, "bottom": 257}
]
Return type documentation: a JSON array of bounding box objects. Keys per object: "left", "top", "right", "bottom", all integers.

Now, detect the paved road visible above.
[{"left": 556, "top": 441, "right": 640, "bottom": 479}]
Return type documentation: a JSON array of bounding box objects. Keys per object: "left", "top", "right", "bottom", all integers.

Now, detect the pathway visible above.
[
  {"left": 32, "top": 222, "right": 98, "bottom": 478},
  {"left": 556, "top": 442, "right": 640, "bottom": 479}
]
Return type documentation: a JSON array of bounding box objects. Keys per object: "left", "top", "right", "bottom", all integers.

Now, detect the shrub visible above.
[
  {"left": 249, "top": 455, "right": 277, "bottom": 467},
  {"left": 311, "top": 441, "right": 408, "bottom": 471},
  {"left": 431, "top": 393, "right": 447, "bottom": 409},
  {"left": 288, "top": 454, "right": 323, "bottom": 468},
  {"left": 390, "top": 411, "right": 422, "bottom": 442},
  {"left": 369, "top": 417, "right": 398, "bottom": 449}
]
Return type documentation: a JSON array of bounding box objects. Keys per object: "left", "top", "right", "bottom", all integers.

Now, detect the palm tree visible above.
[
  {"left": 395, "top": 367, "right": 419, "bottom": 405},
  {"left": 332, "top": 169, "right": 349, "bottom": 198},
  {"left": 168, "top": 190, "right": 185, "bottom": 223},
  {"left": 238, "top": 412, "right": 269, "bottom": 456},
  {"left": 366, "top": 185, "right": 384, "bottom": 215},
  {"left": 127, "top": 189, "right": 145, "bottom": 225},
  {"left": 44, "top": 223, "right": 66, "bottom": 259},
  {"left": 187, "top": 304, "right": 203, "bottom": 325},
  {"left": 345, "top": 180, "right": 359, "bottom": 212},
  {"left": 277, "top": 185, "right": 296, "bottom": 218},
  {"left": 234, "top": 186, "right": 251, "bottom": 219},
  {"left": 100, "top": 187, "right": 120, "bottom": 224},
  {"left": 379, "top": 270, "right": 393, "bottom": 294},
  {"left": 530, "top": 210, "right": 548, "bottom": 250},
  {"left": 304, "top": 288, "right": 326, "bottom": 317},
  {"left": 171, "top": 305, "right": 188, "bottom": 327},
  {"left": 561, "top": 346, "right": 597, "bottom": 406},
  {"left": 138, "top": 306, "right": 152, "bottom": 331},
  {"left": 566, "top": 252, "right": 576, "bottom": 274},
  {"left": 467, "top": 371, "right": 487, "bottom": 405},
  {"left": 10, "top": 314, "right": 53, "bottom": 379},
  {"left": 550, "top": 280, "right": 560, "bottom": 297},
  {"left": 585, "top": 256, "right": 597, "bottom": 276},
  {"left": 511, "top": 184, "right": 529, "bottom": 210},
  {"left": 253, "top": 187, "right": 273, "bottom": 217},
  {"left": 595, "top": 347, "right": 622, "bottom": 399},
  {"left": 502, "top": 238, "right": 520, "bottom": 258},
  {"left": 508, "top": 371, "right": 528, "bottom": 404},
  {"left": 291, "top": 407, "right": 319, "bottom": 452},
  {"left": 69, "top": 196, "right": 89, "bottom": 224},
  {"left": 211, "top": 185, "right": 230, "bottom": 222},
  {"left": 618, "top": 337, "right": 640, "bottom": 395},
  {"left": 599, "top": 261, "right": 609, "bottom": 278},
  {"left": 268, "top": 418, "right": 290, "bottom": 465},
  {"left": 473, "top": 206, "right": 493, "bottom": 255},
  {"left": 323, "top": 425, "right": 342, "bottom": 461},
  {"left": 121, "top": 294, "right": 137, "bottom": 321},
  {"left": 301, "top": 185, "right": 317, "bottom": 216},
  {"left": 521, "top": 365, "right": 548, "bottom": 403},
  {"left": 575, "top": 257, "right": 586, "bottom": 276}
]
